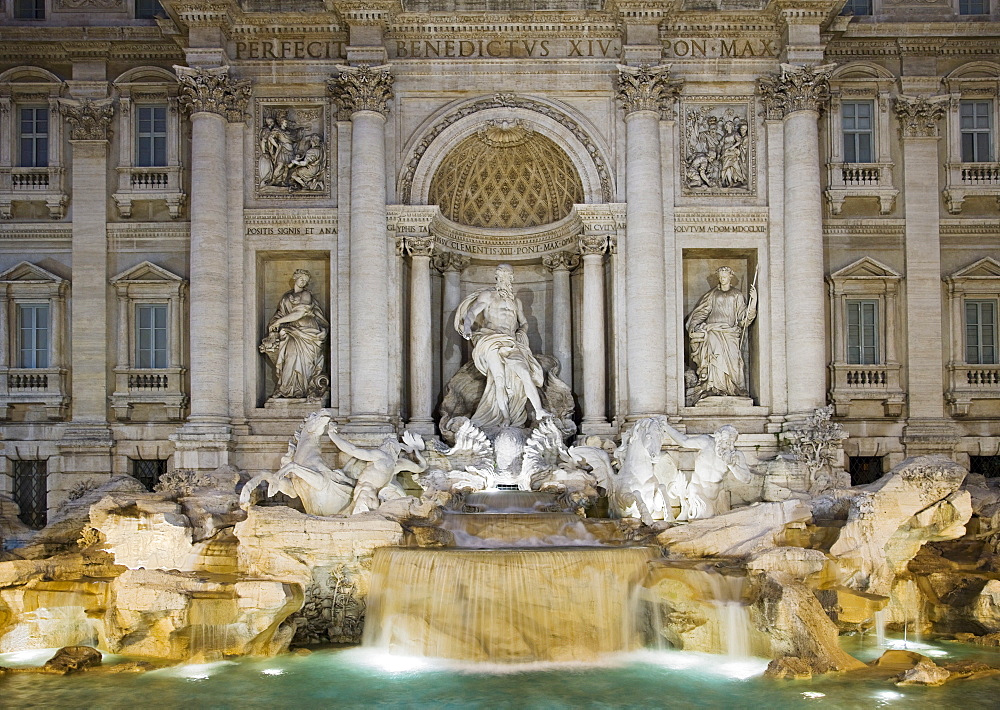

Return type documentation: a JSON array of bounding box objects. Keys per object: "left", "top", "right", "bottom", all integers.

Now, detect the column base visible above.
[
  {"left": 902, "top": 419, "right": 960, "bottom": 458},
  {"left": 343, "top": 415, "right": 397, "bottom": 435},
  {"left": 579, "top": 419, "right": 615, "bottom": 438},
  {"left": 405, "top": 418, "right": 436, "bottom": 437},
  {"left": 170, "top": 421, "right": 233, "bottom": 472}
]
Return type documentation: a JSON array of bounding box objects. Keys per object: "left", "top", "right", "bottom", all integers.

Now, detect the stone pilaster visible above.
[
  {"left": 578, "top": 234, "right": 611, "bottom": 433},
  {"left": 758, "top": 64, "right": 833, "bottom": 419},
  {"left": 434, "top": 252, "right": 470, "bottom": 390},
  {"left": 401, "top": 235, "right": 435, "bottom": 435},
  {"left": 542, "top": 251, "right": 579, "bottom": 390},
  {"left": 894, "top": 94, "right": 957, "bottom": 455},
  {"left": 616, "top": 64, "right": 681, "bottom": 419},
  {"left": 330, "top": 64, "right": 394, "bottom": 430},
  {"left": 171, "top": 65, "right": 249, "bottom": 469}
]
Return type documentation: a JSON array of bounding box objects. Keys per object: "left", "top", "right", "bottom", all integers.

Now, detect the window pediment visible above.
[
  {"left": 0, "top": 260, "right": 66, "bottom": 285},
  {"left": 111, "top": 260, "right": 184, "bottom": 285}
]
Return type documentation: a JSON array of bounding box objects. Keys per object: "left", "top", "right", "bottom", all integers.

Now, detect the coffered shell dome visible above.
[{"left": 428, "top": 120, "right": 585, "bottom": 230}]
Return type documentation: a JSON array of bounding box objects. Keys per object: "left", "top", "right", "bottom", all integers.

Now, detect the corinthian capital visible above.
[
  {"left": 579, "top": 234, "right": 610, "bottom": 257},
  {"left": 61, "top": 98, "right": 115, "bottom": 141},
  {"left": 432, "top": 252, "right": 470, "bottom": 274},
  {"left": 894, "top": 94, "right": 949, "bottom": 138},
  {"left": 616, "top": 64, "right": 682, "bottom": 117},
  {"left": 174, "top": 65, "right": 251, "bottom": 122},
  {"left": 329, "top": 64, "right": 394, "bottom": 118},
  {"left": 542, "top": 251, "right": 581, "bottom": 272},
  {"left": 758, "top": 63, "right": 835, "bottom": 120},
  {"left": 400, "top": 235, "right": 434, "bottom": 258}
]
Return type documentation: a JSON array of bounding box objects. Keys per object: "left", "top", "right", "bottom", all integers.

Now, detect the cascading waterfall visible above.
[
  {"left": 363, "top": 546, "right": 657, "bottom": 663},
  {"left": 874, "top": 609, "right": 887, "bottom": 648}
]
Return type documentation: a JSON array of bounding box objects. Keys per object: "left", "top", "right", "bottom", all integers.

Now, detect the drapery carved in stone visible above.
[
  {"left": 256, "top": 104, "right": 328, "bottom": 195},
  {"left": 757, "top": 63, "right": 835, "bottom": 120},
  {"left": 62, "top": 99, "right": 115, "bottom": 141},
  {"left": 432, "top": 252, "right": 471, "bottom": 274},
  {"left": 542, "top": 251, "right": 580, "bottom": 272},
  {"left": 893, "top": 94, "right": 948, "bottom": 138},
  {"left": 429, "top": 119, "right": 584, "bottom": 230},
  {"left": 174, "top": 65, "right": 251, "bottom": 122},
  {"left": 682, "top": 101, "right": 753, "bottom": 194},
  {"left": 329, "top": 64, "right": 394, "bottom": 118},
  {"left": 615, "top": 64, "right": 682, "bottom": 116},
  {"left": 578, "top": 234, "right": 611, "bottom": 256}
]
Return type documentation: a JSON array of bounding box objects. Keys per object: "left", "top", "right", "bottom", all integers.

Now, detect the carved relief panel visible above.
[
  {"left": 254, "top": 101, "right": 330, "bottom": 199},
  {"left": 680, "top": 98, "right": 756, "bottom": 196}
]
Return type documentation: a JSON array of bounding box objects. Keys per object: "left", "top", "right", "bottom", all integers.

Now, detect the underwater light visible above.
[
  {"left": 261, "top": 668, "right": 284, "bottom": 676},
  {"left": 344, "top": 648, "right": 434, "bottom": 674},
  {"left": 801, "top": 692, "right": 825, "bottom": 699},
  {"left": 875, "top": 690, "right": 904, "bottom": 700}
]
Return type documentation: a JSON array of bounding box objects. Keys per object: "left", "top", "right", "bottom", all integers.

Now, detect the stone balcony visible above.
[
  {"left": 0, "top": 367, "right": 69, "bottom": 419},
  {"left": 947, "top": 363, "right": 1000, "bottom": 417},
  {"left": 944, "top": 162, "right": 1000, "bottom": 214},
  {"left": 113, "top": 165, "right": 185, "bottom": 219},
  {"left": 824, "top": 162, "right": 897, "bottom": 215},
  {"left": 829, "top": 362, "right": 905, "bottom": 417},
  {"left": 0, "top": 166, "right": 67, "bottom": 219},
  {"left": 110, "top": 366, "right": 187, "bottom": 421}
]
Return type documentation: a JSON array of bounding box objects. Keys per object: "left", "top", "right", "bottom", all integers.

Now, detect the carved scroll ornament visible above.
[
  {"left": 329, "top": 64, "right": 394, "bottom": 118},
  {"left": 616, "top": 64, "right": 683, "bottom": 116},
  {"left": 62, "top": 99, "right": 115, "bottom": 140},
  {"left": 894, "top": 94, "right": 948, "bottom": 138},
  {"left": 174, "top": 65, "right": 251, "bottom": 122},
  {"left": 758, "top": 63, "right": 835, "bottom": 120}
]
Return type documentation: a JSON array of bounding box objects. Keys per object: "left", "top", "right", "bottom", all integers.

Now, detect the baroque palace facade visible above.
[{"left": 0, "top": 0, "right": 999, "bottom": 525}]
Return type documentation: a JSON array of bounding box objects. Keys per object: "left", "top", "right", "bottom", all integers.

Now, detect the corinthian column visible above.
[
  {"left": 402, "top": 235, "right": 435, "bottom": 434},
  {"left": 579, "top": 234, "right": 610, "bottom": 432},
  {"left": 172, "top": 66, "right": 249, "bottom": 467},
  {"left": 434, "top": 252, "right": 470, "bottom": 388},
  {"left": 62, "top": 99, "right": 114, "bottom": 431},
  {"left": 758, "top": 64, "right": 833, "bottom": 418},
  {"left": 330, "top": 65, "right": 394, "bottom": 428},
  {"left": 616, "top": 64, "right": 681, "bottom": 419},
  {"left": 542, "top": 251, "right": 579, "bottom": 390}
]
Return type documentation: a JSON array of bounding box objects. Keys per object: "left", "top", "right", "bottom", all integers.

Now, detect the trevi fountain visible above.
[{"left": 2, "top": 263, "right": 1000, "bottom": 707}]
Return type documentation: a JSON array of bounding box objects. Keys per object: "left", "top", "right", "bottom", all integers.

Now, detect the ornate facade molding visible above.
[
  {"left": 542, "top": 251, "right": 580, "bottom": 271},
  {"left": 432, "top": 252, "right": 471, "bottom": 274},
  {"left": 615, "top": 64, "right": 682, "bottom": 117},
  {"left": 757, "top": 63, "right": 834, "bottom": 120},
  {"left": 399, "top": 235, "right": 435, "bottom": 258},
  {"left": 894, "top": 94, "right": 948, "bottom": 138},
  {"left": 61, "top": 98, "right": 115, "bottom": 141},
  {"left": 329, "top": 64, "right": 394, "bottom": 118},
  {"left": 578, "top": 234, "right": 610, "bottom": 257},
  {"left": 174, "top": 65, "right": 251, "bottom": 122}
]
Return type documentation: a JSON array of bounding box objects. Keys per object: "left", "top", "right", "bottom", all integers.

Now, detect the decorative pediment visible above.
[
  {"left": 0, "top": 261, "right": 66, "bottom": 284},
  {"left": 947, "top": 257, "right": 1000, "bottom": 282},
  {"left": 830, "top": 256, "right": 902, "bottom": 281},
  {"left": 111, "top": 261, "right": 185, "bottom": 285}
]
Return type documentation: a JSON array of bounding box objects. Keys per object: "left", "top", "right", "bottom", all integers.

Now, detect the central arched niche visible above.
[{"left": 428, "top": 119, "right": 584, "bottom": 230}]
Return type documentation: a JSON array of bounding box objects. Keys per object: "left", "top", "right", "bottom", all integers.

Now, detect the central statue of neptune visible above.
[{"left": 454, "top": 263, "right": 551, "bottom": 429}]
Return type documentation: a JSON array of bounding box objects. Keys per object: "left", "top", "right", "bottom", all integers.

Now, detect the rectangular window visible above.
[
  {"left": 18, "top": 107, "right": 49, "bottom": 168},
  {"left": 135, "top": 0, "right": 163, "bottom": 18},
  {"left": 18, "top": 303, "right": 49, "bottom": 369},
  {"left": 130, "top": 458, "right": 167, "bottom": 492},
  {"left": 847, "top": 299, "right": 879, "bottom": 365},
  {"left": 959, "top": 0, "right": 990, "bottom": 14},
  {"left": 842, "top": 101, "right": 874, "bottom": 163},
  {"left": 12, "top": 460, "right": 47, "bottom": 530},
  {"left": 842, "top": 0, "right": 873, "bottom": 15},
  {"left": 136, "top": 105, "right": 167, "bottom": 167},
  {"left": 13, "top": 0, "right": 45, "bottom": 19},
  {"left": 960, "top": 100, "right": 994, "bottom": 163},
  {"left": 136, "top": 303, "right": 168, "bottom": 369},
  {"left": 849, "top": 456, "right": 884, "bottom": 486},
  {"left": 966, "top": 300, "right": 997, "bottom": 365}
]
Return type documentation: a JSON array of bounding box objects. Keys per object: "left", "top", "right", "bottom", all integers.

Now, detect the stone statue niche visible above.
[
  {"left": 684, "top": 261, "right": 758, "bottom": 407},
  {"left": 439, "top": 263, "right": 576, "bottom": 444},
  {"left": 260, "top": 267, "right": 330, "bottom": 405}
]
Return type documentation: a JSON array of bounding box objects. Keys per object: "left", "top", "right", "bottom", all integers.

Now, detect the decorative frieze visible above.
[
  {"left": 329, "top": 65, "right": 394, "bottom": 118},
  {"left": 757, "top": 63, "right": 834, "bottom": 120},
  {"left": 174, "top": 65, "right": 251, "bottom": 122},
  {"left": 893, "top": 94, "right": 948, "bottom": 138},
  {"left": 615, "top": 64, "right": 682, "bottom": 117},
  {"left": 62, "top": 99, "right": 115, "bottom": 141},
  {"left": 255, "top": 102, "right": 329, "bottom": 198},
  {"left": 681, "top": 99, "right": 755, "bottom": 196},
  {"left": 54, "top": 0, "right": 123, "bottom": 10}
]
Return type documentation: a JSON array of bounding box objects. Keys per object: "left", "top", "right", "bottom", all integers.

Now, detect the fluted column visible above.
[
  {"left": 542, "top": 251, "right": 579, "bottom": 390},
  {"left": 62, "top": 99, "right": 114, "bottom": 429},
  {"left": 172, "top": 66, "right": 249, "bottom": 467},
  {"left": 402, "top": 235, "right": 435, "bottom": 434},
  {"left": 579, "top": 234, "right": 610, "bottom": 432},
  {"left": 433, "top": 252, "right": 470, "bottom": 388},
  {"left": 759, "top": 64, "right": 832, "bottom": 418},
  {"left": 616, "top": 64, "right": 681, "bottom": 419},
  {"left": 331, "top": 65, "right": 394, "bottom": 427}
]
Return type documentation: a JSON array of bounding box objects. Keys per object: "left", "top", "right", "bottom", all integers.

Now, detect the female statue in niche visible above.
[
  {"left": 260, "top": 269, "right": 329, "bottom": 402},
  {"left": 686, "top": 265, "right": 757, "bottom": 403}
]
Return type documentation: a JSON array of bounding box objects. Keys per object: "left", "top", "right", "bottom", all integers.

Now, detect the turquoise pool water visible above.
[{"left": 3, "top": 636, "right": 1000, "bottom": 709}]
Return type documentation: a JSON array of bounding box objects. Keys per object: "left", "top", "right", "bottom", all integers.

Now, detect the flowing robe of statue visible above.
[
  {"left": 686, "top": 284, "right": 755, "bottom": 398},
  {"left": 454, "top": 285, "right": 546, "bottom": 429},
  {"left": 263, "top": 285, "right": 329, "bottom": 400}
]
